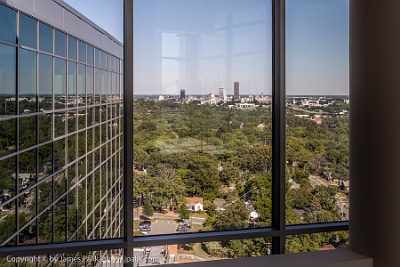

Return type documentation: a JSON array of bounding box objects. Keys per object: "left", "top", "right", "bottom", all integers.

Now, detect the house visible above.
[
  {"left": 213, "top": 200, "right": 226, "bottom": 212},
  {"left": 185, "top": 197, "right": 203, "bottom": 211},
  {"left": 312, "top": 117, "right": 323, "bottom": 125}
]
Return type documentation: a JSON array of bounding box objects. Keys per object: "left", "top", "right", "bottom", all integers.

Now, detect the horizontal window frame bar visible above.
[
  {"left": 0, "top": 222, "right": 348, "bottom": 257},
  {"left": 0, "top": 238, "right": 125, "bottom": 258}
]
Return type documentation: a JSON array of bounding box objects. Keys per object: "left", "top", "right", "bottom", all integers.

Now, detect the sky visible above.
[{"left": 64, "top": 0, "right": 349, "bottom": 96}]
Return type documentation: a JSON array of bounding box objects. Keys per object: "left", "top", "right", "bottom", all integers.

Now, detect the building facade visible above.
[
  {"left": 233, "top": 81, "right": 239, "bottom": 101},
  {"left": 0, "top": 0, "right": 123, "bottom": 253}
]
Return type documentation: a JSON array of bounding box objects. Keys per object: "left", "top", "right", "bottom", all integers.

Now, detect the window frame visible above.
[{"left": 0, "top": 0, "right": 348, "bottom": 264}]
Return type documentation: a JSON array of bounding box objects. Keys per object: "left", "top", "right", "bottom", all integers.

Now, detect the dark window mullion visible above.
[{"left": 272, "top": 0, "right": 286, "bottom": 255}]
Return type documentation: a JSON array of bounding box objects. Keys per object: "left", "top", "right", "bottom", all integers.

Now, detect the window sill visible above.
[{"left": 164, "top": 249, "right": 372, "bottom": 267}]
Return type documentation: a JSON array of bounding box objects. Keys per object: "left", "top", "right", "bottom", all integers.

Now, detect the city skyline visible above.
[{"left": 64, "top": 0, "right": 349, "bottom": 96}]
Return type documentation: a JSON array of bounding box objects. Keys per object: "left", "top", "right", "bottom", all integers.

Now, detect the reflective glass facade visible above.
[{"left": 0, "top": 2, "right": 124, "bottom": 249}]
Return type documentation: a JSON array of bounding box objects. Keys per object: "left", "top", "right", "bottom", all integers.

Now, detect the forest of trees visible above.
[
  {"left": 133, "top": 97, "right": 349, "bottom": 254},
  {"left": 0, "top": 96, "right": 349, "bottom": 259}
]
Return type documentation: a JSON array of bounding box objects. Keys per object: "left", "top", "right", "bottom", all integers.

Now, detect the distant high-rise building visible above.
[
  {"left": 219, "top": 87, "right": 227, "bottom": 102},
  {"left": 180, "top": 89, "right": 186, "bottom": 99},
  {"left": 234, "top": 81, "right": 240, "bottom": 101}
]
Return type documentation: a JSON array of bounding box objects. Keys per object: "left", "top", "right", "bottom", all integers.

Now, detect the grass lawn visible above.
[{"left": 192, "top": 243, "right": 215, "bottom": 261}]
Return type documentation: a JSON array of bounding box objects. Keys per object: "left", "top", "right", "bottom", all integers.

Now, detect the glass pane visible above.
[
  {"left": 78, "top": 63, "right": 86, "bottom": 106},
  {"left": 19, "top": 13, "right": 37, "bottom": 48},
  {"left": 54, "top": 138, "right": 66, "bottom": 171},
  {"left": 78, "top": 40, "right": 86, "bottom": 62},
  {"left": 54, "top": 58, "right": 66, "bottom": 109},
  {"left": 38, "top": 143, "right": 52, "bottom": 180},
  {"left": 38, "top": 113, "right": 52, "bottom": 144},
  {"left": 0, "top": 119, "right": 16, "bottom": 156},
  {"left": 39, "top": 22, "right": 53, "bottom": 53},
  {"left": 87, "top": 66, "right": 94, "bottom": 105},
  {"left": 55, "top": 30, "right": 66, "bottom": 57},
  {"left": 95, "top": 48, "right": 101, "bottom": 68},
  {"left": 39, "top": 53, "right": 53, "bottom": 111},
  {"left": 134, "top": 0, "right": 272, "bottom": 235},
  {"left": 0, "top": 4, "right": 16, "bottom": 43},
  {"left": 19, "top": 116, "right": 36, "bottom": 149},
  {"left": 68, "top": 35, "right": 77, "bottom": 60},
  {"left": 68, "top": 61, "right": 77, "bottom": 107},
  {"left": 101, "top": 51, "right": 107, "bottom": 69},
  {"left": 0, "top": 157, "right": 16, "bottom": 210},
  {"left": 18, "top": 49, "right": 37, "bottom": 114},
  {"left": 54, "top": 112, "right": 66, "bottom": 138},
  {"left": 19, "top": 148, "right": 37, "bottom": 192},
  {"left": 87, "top": 44, "right": 94, "bottom": 65},
  {"left": 0, "top": 44, "right": 16, "bottom": 116},
  {"left": 285, "top": 0, "right": 349, "bottom": 225}
]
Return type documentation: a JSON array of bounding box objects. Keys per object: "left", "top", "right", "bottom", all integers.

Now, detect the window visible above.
[
  {"left": 19, "top": 14, "right": 37, "bottom": 48},
  {"left": 0, "top": 0, "right": 349, "bottom": 264},
  {"left": 0, "top": 4, "right": 16, "bottom": 43},
  {"left": 39, "top": 22, "right": 53, "bottom": 53}
]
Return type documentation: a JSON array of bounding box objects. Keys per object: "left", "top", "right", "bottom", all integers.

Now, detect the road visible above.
[
  {"left": 134, "top": 210, "right": 206, "bottom": 225},
  {"left": 309, "top": 175, "right": 349, "bottom": 221}
]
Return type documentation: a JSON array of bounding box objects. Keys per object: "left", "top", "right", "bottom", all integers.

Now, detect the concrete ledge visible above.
[{"left": 164, "top": 249, "right": 372, "bottom": 267}]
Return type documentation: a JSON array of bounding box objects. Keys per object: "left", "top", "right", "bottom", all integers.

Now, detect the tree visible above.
[
  {"left": 142, "top": 200, "right": 154, "bottom": 217},
  {"left": 179, "top": 203, "right": 190, "bottom": 220}
]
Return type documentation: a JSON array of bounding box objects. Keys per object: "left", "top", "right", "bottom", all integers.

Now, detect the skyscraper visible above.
[
  {"left": 0, "top": 0, "right": 123, "bottom": 248},
  {"left": 219, "top": 87, "right": 227, "bottom": 102},
  {"left": 180, "top": 89, "right": 186, "bottom": 99},
  {"left": 234, "top": 81, "right": 240, "bottom": 101}
]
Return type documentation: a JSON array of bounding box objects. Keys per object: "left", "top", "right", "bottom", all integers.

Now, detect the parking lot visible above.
[{"left": 146, "top": 220, "right": 177, "bottom": 235}]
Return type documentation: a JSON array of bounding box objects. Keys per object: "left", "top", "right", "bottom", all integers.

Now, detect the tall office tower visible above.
[
  {"left": 218, "top": 87, "right": 227, "bottom": 102},
  {"left": 180, "top": 89, "right": 186, "bottom": 99},
  {"left": 234, "top": 81, "right": 240, "bottom": 101},
  {"left": 0, "top": 0, "right": 123, "bottom": 250}
]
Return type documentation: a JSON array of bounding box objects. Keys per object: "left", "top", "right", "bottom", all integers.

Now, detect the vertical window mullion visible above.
[{"left": 272, "top": 0, "right": 286, "bottom": 255}]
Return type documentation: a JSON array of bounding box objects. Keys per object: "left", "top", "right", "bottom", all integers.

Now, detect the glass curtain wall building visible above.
[{"left": 0, "top": 0, "right": 123, "bottom": 253}]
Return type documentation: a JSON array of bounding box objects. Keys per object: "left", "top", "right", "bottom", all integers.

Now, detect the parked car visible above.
[{"left": 139, "top": 220, "right": 151, "bottom": 230}]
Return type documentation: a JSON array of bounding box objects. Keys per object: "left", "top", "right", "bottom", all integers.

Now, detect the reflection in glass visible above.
[
  {"left": 68, "top": 62, "right": 77, "bottom": 107},
  {"left": 95, "top": 48, "right": 101, "bottom": 68},
  {"left": 18, "top": 148, "right": 36, "bottom": 192},
  {"left": 101, "top": 51, "right": 107, "bottom": 69},
  {"left": 53, "top": 197, "right": 66, "bottom": 243},
  {"left": 54, "top": 112, "right": 66, "bottom": 138},
  {"left": 134, "top": 0, "right": 272, "bottom": 234},
  {"left": 68, "top": 36, "right": 77, "bottom": 60},
  {"left": 0, "top": 44, "right": 16, "bottom": 116},
  {"left": 38, "top": 180, "right": 52, "bottom": 212},
  {"left": 67, "top": 112, "right": 76, "bottom": 135},
  {"left": 0, "top": 119, "right": 16, "bottom": 156},
  {"left": 54, "top": 138, "right": 65, "bottom": 171},
  {"left": 38, "top": 114, "right": 52, "bottom": 143},
  {"left": 54, "top": 58, "right": 66, "bottom": 109},
  {"left": 39, "top": 22, "right": 53, "bottom": 53},
  {"left": 39, "top": 54, "right": 53, "bottom": 111},
  {"left": 87, "top": 67, "right": 94, "bottom": 105},
  {"left": 18, "top": 49, "right": 37, "bottom": 114},
  {"left": 78, "top": 108, "right": 86, "bottom": 130},
  {"left": 78, "top": 40, "right": 86, "bottom": 63},
  {"left": 55, "top": 30, "right": 66, "bottom": 57},
  {"left": 39, "top": 144, "right": 52, "bottom": 180},
  {"left": 87, "top": 45, "right": 94, "bottom": 65},
  {"left": 78, "top": 64, "right": 86, "bottom": 106},
  {"left": 19, "top": 116, "right": 36, "bottom": 150},
  {"left": 19, "top": 13, "right": 37, "bottom": 48},
  {"left": 0, "top": 4, "right": 16, "bottom": 43},
  {"left": 0, "top": 156, "right": 16, "bottom": 209}
]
